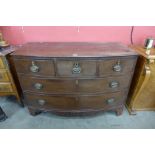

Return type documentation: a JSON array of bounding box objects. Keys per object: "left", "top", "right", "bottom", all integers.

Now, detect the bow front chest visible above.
[{"left": 11, "top": 42, "right": 138, "bottom": 116}]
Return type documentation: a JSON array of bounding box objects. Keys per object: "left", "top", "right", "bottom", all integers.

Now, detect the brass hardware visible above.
[
  {"left": 34, "top": 83, "right": 43, "bottom": 90},
  {"left": 72, "top": 62, "right": 81, "bottom": 74},
  {"left": 106, "top": 98, "right": 115, "bottom": 104},
  {"left": 30, "top": 61, "right": 39, "bottom": 73},
  {"left": 37, "top": 99, "right": 46, "bottom": 105},
  {"left": 110, "top": 81, "right": 119, "bottom": 88},
  {"left": 113, "top": 60, "right": 122, "bottom": 72}
]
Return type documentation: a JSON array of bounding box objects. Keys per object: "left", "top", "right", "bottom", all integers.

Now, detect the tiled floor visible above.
[{"left": 0, "top": 96, "right": 155, "bottom": 129}]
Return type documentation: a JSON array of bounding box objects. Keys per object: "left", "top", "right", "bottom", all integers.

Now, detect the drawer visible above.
[
  {"left": 0, "top": 70, "right": 10, "bottom": 82},
  {"left": 13, "top": 59, "right": 55, "bottom": 76},
  {"left": 56, "top": 60, "right": 97, "bottom": 77},
  {"left": 25, "top": 92, "right": 124, "bottom": 111},
  {"left": 19, "top": 75, "right": 131, "bottom": 93},
  {"left": 99, "top": 57, "right": 136, "bottom": 76},
  {"left": 0, "top": 83, "right": 13, "bottom": 92},
  {"left": 0, "top": 58, "right": 5, "bottom": 69}
]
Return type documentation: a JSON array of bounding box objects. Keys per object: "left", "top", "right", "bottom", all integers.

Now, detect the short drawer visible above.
[
  {"left": 56, "top": 60, "right": 97, "bottom": 77},
  {"left": 25, "top": 91, "right": 124, "bottom": 111},
  {"left": 0, "top": 83, "right": 13, "bottom": 92},
  {"left": 0, "top": 58, "right": 5, "bottom": 69},
  {"left": 13, "top": 58, "right": 55, "bottom": 76},
  {"left": 0, "top": 70, "right": 10, "bottom": 82},
  {"left": 99, "top": 57, "right": 137, "bottom": 76},
  {"left": 19, "top": 75, "right": 131, "bottom": 93}
]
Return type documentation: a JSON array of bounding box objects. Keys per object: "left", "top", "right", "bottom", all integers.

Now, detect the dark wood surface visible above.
[
  {"left": 14, "top": 57, "right": 137, "bottom": 77},
  {"left": 14, "top": 59, "right": 55, "bottom": 76},
  {"left": 11, "top": 42, "right": 137, "bottom": 57},
  {"left": 25, "top": 91, "right": 125, "bottom": 111},
  {"left": 11, "top": 42, "right": 138, "bottom": 116},
  {"left": 19, "top": 75, "right": 131, "bottom": 94}
]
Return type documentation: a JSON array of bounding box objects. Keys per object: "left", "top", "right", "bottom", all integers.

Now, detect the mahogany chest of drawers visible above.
[{"left": 11, "top": 42, "right": 138, "bottom": 116}]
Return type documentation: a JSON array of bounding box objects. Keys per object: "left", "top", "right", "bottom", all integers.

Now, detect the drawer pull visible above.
[
  {"left": 106, "top": 98, "right": 115, "bottom": 104},
  {"left": 110, "top": 81, "right": 119, "bottom": 88},
  {"left": 37, "top": 99, "right": 46, "bottom": 105},
  {"left": 72, "top": 62, "right": 81, "bottom": 74},
  {"left": 113, "top": 61, "right": 122, "bottom": 72},
  {"left": 34, "top": 83, "right": 43, "bottom": 90},
  {"left": 30, "top": 61, "right": 39, "bottom": 73}
]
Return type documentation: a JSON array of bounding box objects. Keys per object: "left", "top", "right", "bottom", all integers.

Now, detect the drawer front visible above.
[
  {"left": 25, "top": 94, "right": 77, "bottom": 110},
  {"left": 0, "top": 70, "right": 10, "bottom": 82},
  {"left": 20, "top": 76, "right": 76, "bottom": 93},
  {"left": 13, "top": 59, "right": 55, "bottom": 76},
  {"left": 25, "top": 92, "right": 124, "bottom": 111},
  {"left": 56, "top": 60, "right": 97, "bottom": 77},
  {"left": 0, "top": 83, "right": 13, "bottom": 92},
  {"left": 0, "top": 58, "right": 5, "bottom": 69},
  {"left": 19, "top": 75, "right": 130, "bottom": 93},
  {"left": 99, "top": 58, "right": 136, "bottom": 76}
]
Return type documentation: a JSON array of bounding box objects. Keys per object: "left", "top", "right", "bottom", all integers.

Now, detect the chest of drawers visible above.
[{"left": 11, "top": 42, "right": 138, "bottom": 116}]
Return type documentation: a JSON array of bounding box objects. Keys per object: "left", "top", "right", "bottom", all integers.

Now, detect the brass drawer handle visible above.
[
  {"left": 34, "top": 83, "right": 43, "bottom": 90},
  {"left": 37, "top": 99, "right": 46, "bottom": 106},
  {"left": 106, "top": 98, "right": 115, "bottom": 104},
  {"left": 72, "top": 62, "right": 81, "bottom": 74},
  {"left": 113, "top": 60, "right": 122, "bottom": 72},
  {"left": 109, "top": 81, "right": 119, "bottom": 88},
  {"left": 30, "top": 61, "right": 39, "bottom": 73}
]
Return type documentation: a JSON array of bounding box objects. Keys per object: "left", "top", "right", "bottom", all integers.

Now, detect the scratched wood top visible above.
[{"left": 12, "top": 42, "right": 138, "bottom": 57}]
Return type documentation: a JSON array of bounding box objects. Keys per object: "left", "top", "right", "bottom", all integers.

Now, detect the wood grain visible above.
[
  {"left": 0, "top": 48, "right": 23, "bottom": 105},
  {"left": 11, "top": 42, "right": 138, "bottom": 57},
  {"left": 12, "top": 42, "right": 138, "bottom": 116},
  {"left": 19, "top": 75, "right": 132, "bottom": 94},
  {"left": 25, "top": 91, "right": 125, "bottom": 111},
  {"left": 126, "top": 45, "right": 155, "bottom": 114}
]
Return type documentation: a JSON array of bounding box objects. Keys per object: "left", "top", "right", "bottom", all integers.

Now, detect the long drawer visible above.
[
  {"left": 13, "top": 57, "right": 136, "bottom": 77},
  {"left": 19, "top": 75, "right": 131, "bottom": 94},
  {"left": 25, "top": 91, "right": 125, "bottom": 111}
]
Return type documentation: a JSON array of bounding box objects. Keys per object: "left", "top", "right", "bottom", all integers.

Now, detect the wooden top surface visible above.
[
  {"left": 12, "top": 42, "right": 138, "bottom": 57},
  {"left": 129, "top": 45, "right": 155, "bottom": 59}
]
